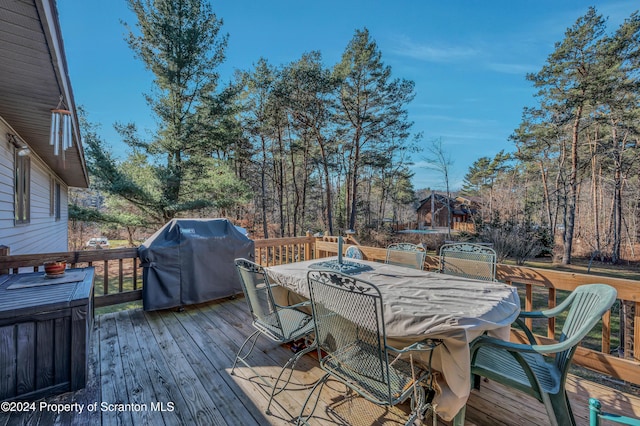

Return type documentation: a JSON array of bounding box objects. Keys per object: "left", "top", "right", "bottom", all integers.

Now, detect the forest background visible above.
[{"left": 70, "top": 1, "right": 640, "bottom": 267}]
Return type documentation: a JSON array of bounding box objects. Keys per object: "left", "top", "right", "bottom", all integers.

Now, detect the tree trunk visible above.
[
  {"left": 587, "top": 128, "right": 601, "bottom": 257},
  {"left": 272, "top": 131, "right": 285, "bottom": 238},
  {"left": 553, "top": 138, "right": 566, "bottom": 248},
  {"left": 260, "top": 136, "right": 269, "bottom": 239},
  {"left": 592, "top": 155, "right": 601, "bottom": 256},
  {"left": 612, "top": 164, "right": 622, "bottom": 263},
  {"left": 290, "top": 147, "right": 299, "bottom": 237},
  {"left": 299, "top": 138, "right": 311, "bottom": 236},
  {"left": 318, "top": 140, "right": 334, "bottom": 235},
  {"left": 348, "top": 142, "right": 361, "bottom": 231},
  {"left": 539, "top": 160, "right": 553, "bottom": 230},
  {"left": 127, "top": 226, "right": 136, "bottom": 247},
  {"left": 445, "top": 183, "right": 452, "bottom": 238},
  {"left": 562, "top": 106, "right": 583, "bottom": 265},
  {"left": 611, "top": 125, "right": 626, "bottom": 264},
  {"left": 431, "top": 191, "right": 435, "bottom": 229}
]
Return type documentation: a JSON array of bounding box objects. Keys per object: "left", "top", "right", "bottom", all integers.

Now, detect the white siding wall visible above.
[{"left": 0, "top": 118, "right": 69, "bottom": 255}]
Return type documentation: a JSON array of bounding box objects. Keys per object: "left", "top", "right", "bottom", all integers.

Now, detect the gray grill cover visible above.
[{"left": 139, "top": 218, "right": 254, "bottom": 311}]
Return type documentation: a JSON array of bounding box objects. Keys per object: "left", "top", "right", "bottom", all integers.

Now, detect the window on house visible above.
[
  {"left": 55, "top": 182, "right": 61, "bottom": 220},
  {"left": 14, "top": 152, "right": 30, "bottom": 224},
  {"left": 50, "top": 177, "right": 61, "bottom": 220},
  {"left": 50, "top": 177, "right": 55, "bottom": 216}
]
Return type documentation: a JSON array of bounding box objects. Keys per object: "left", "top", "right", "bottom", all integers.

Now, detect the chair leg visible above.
[
  {"left": 406, "top": 385, "right": 432, "bottom": 426},
  {"left": 231, "top": 330, "right": 262, "bottom": 377},
  {"left": 266, "top": 343, "right": 316, "bottom": 415},
  {"left": 546, "top": 391, "right": 576, "bottom": 426},
  {"left": 297, "top": 374, "right": 329, "bottom": 426},
  {"left": 452, "top": 405, "right": 466, "bottom": 426},
  {"left": 472, "top": 373, "right": 481, "bottom": 390}
]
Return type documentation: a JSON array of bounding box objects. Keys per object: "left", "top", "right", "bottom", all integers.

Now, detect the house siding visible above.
[{"left": 0, "top": 118, "right": 69, "bottom": 255}]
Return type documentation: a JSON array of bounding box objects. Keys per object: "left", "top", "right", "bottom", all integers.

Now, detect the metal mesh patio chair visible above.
[
  {"left": 232, "top": 258, "right": 315, "bottom": 414},
  {"left": 298, "top": 270, "right": 441, "bottom": 426},
  {"left": 439, "top": 243, "right": 497, "bottom": 281},
  {"left": 469, "top": 284, "right": 617, "bottom": 426},
  {"left": 385, "top": 243, "right": 426, "bottom": 270},
  {"left": 589, "top": 398, "right": 640, "bottom": 425}
]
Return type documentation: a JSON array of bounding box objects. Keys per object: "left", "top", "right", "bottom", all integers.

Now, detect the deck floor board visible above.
[
  {"left": 144, "top": 309, "right": 225, "bottom": 426},
  {"left": 2, "top": 297, "right": 639, "bottom": 425},
  {"left": 127, "top": 309, "right": 191, "bottom": 426},
  {"left": 99, "top": 312, "right": 133, "bottom": 426},
  {"left": 115, "top": 309, "right": 164, "bottom": 426}
]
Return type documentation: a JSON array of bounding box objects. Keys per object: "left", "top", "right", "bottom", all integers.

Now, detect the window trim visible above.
[
  {"left": 55, "top": 181, "right": 61, "bottom": 221},
  {"left": 50, "top": 176, "right": 61, "bottom": 220},
  {"left": 14, "top": 151, "right": 30, "bottom": 225},
  {"left": 50, "top": 176, "right": 55, "bottom": 216}
]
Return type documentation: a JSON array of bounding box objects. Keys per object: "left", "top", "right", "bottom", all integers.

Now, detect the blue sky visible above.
[{"left": 57, "top": 0, "right": 639, "bottom": 190}]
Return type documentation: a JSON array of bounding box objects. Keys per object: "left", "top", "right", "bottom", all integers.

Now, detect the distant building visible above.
[
  {"left": 0, "top": 0, "right": 88, "bottom": 254},
  {"left": 416, "top": 192, "right": 478, "bottom": 230}
]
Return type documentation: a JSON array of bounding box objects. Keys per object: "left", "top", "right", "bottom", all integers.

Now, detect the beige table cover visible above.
[{"left": 265, "top": 257, "right": 521, "bottom": 421}]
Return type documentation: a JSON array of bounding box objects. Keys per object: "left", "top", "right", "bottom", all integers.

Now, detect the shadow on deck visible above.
[{"left": 1, "top": 297, "right": 638, "bottom": 425}]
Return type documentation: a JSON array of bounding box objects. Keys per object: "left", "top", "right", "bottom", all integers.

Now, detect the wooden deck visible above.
[{"left": 1, "top": 297, "right": 638, "bottom": 426}]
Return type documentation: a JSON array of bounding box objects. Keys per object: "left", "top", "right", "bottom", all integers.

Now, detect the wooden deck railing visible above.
[
  {"left": 452, "top": 222, "right": 475, "bottom": 232},
  {"left": 1, "top": 237, "right": 638, "bottom": 386},
  {"left": 0, "top": 235, "right": 319, "bottom": 308},
  {"left": 0, "top": 247, "right": 142, "bottom": 308},
  {"left": 253, "top": 233, "right": 315, "bottom": 266}
]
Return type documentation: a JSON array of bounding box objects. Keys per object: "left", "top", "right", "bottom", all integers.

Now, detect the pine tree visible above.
[
  {"left": 86, "top": 0, "right": 248, "bottom": 225},
  {"left": 334, "top": 28, "right": 416, "bottom": 232}
]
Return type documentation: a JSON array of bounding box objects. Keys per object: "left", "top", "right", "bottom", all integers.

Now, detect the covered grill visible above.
[{"left": 139, "top": 218, "right": 254, "bottom": 311}]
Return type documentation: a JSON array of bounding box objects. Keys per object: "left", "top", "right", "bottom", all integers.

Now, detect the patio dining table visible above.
[{"left": 265, "top": 257, "right": 521, "bottom": 421}]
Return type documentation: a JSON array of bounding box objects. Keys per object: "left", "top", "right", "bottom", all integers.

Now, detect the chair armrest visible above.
[
  {"left": 514, "top": 317, "right": 539, "bottom": 345},
  {"left": 518, "top": 291, "right": 578, "bottom": 320},
  {"left": 470, "top": 334, "right": 568, "bottom": 355},
  {"left": 517, "top": 295, "right": 578, "bottom": 344},
  {"left": 518, "top": 310, "right": 550, "bottom": 319}
]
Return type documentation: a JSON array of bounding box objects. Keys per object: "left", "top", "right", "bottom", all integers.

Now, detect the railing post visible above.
[
  {"left": 315, "top": 235, "right": 324, "bottom": 258},
  {"left": 633, "top": 302, "right": 639, "bottom": 361},
  {"left": 634, "top": 302, "right": 639, "bottom": 361},
  {"left": 602, "top": 309, "right": 611, "bottom": 355},
  {"left": 525, "top": 284, "right": 533, "bottom": 331},
  {"left": 305, "top": 231, "right": 312, "bottom": 261},
  {"left": 548, "top": 287, "right": 556, "bottom": 338},
  {"left": 0, "top": 245, "right": 9, "bottom": 275}
]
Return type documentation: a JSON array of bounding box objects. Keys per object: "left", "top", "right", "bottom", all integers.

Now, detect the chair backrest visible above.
[
  {"left": 307, "top": 270, "right": 392, "bottom": 400},
  {"left": 234, "top": 258, "right": 283, "bottom": 333},
  {"left": 439, "top": 243, "right": 496, "bottom": 281},
  {"left": 385, "top": 243, "right": 426, "bottom": 270},
  {"left": 345, "top": 245, "right": 364, "bottom": 260},
  {"left": 553, "top": 284, "right": 617, "bottom": 377}
]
